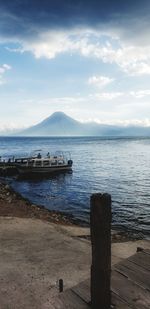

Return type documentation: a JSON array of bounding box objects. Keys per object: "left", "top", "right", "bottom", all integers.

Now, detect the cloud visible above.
[
  {"left": 0, "top": 63, "right": 11, "bottom": 85},
  {"left": 93, "top": 118, "right": 150, "bottom": 127},
  {"left": 0, "top": 123, "right": 22, "bottom": 133},
  {"left": 3, "top": 63, "right": 11, "bottom": 70},
  {"left": 129, "top": 90, "right": 150, "bottom": 98},
  {"left": 21, "top": 30, "right": 75, "bottom": 59},
  {"left": 0, "top": 63, "right": 11, "bottom": 74},
  {"left": 0, "top": 1, "right": 145, "bottom": 37},
  {"left": 79, "top": 36, "right": 150, "bottom": 76},
  {"left": 0, "top": 1, "right": 150, "bottom": 76},
  {"left": 5, "top": 27, "right": 150, "bottom": 76},
  {"left": 88, "top": 75, "right": 114, "bottom": 88},
  {"left": 94, "top": 92, "right": 124, "bottom": 100},
  {"left": 92, "top": 89, "right": 150, "bottom": 101},
  {"left": 0, "top": 1, "right": 149, "bottom": 55}
]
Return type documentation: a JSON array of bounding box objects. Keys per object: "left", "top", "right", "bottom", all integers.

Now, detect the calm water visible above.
[{"left": 0, "top": 136, "right": 150, "bottom": 238}]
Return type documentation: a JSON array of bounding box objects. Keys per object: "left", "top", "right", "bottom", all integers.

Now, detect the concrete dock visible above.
[{"left": 0, "top": 216, "right": 149, "bottom": 308}]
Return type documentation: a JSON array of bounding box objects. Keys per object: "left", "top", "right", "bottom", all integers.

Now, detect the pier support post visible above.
[{"left": 90, "top": 193, "right": 111, "bottom": 309}]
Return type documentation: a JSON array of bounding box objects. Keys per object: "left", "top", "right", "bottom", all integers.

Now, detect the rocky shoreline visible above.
[
  {"left": 0, "top": 180, "right": 142, "bottom": 243},
  {"left": 0, "top": 181, "right": 76, "bottom": 226}
]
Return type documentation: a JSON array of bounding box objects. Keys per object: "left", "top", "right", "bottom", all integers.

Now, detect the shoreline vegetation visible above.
[{"left": 0, "top": 180, "right": 144, "bottom": 243}]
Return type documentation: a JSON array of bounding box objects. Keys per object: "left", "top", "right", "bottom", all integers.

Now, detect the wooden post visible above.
[
  {"left": 90, "top": 193, "right": 111, "bottom": 309},
  {"left": 59, "top": 279, "right": 63, "bottom": 293}
]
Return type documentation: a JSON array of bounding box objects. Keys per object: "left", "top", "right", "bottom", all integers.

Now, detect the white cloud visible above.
[
  {"left": 89, "top": 89, "right": 150, "bottom": 102},
  {"left": 3, "top": 25, "right": 150, "bottom": 77},
  {"left": 94, "top": 92, "right": 124, "bottom": 100},
  {"left": 21, "top": 30, "right": 77, "bottom": 59},
  {"left": 129, "top": 90, "right": 150, "bottom": 98},
  {"left": 81, "top": 42, "right": 150, "bottom": 76},
  {"left": 88, "top": 75, "right": 114, "bottom": 88},
  {"left": 0, "top": 122, "right": 25, "bottom": 133},
  {"left": 92, "top": 118, "right": 150, "bottom": 127},
  {"left": 14, "top": 28, "right": 150, "bottom": 76},
  {"left": 3, "top": 63, "right": 11, "bottom": 70},
  {"left": 0, "top": 63, "right": 11, "bottom": 85}
]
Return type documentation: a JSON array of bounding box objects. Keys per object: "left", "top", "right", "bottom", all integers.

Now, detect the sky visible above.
[{"left": 0, "top": 0, "right": 150, "bottom": 133}]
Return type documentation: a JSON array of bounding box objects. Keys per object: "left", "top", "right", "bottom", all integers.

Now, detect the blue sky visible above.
[{"left": 0, "top": 0, "right": 150, "bottom": 133}]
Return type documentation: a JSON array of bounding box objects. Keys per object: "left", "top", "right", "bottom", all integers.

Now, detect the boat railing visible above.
[
  {"left": 21, "top": 157, "right": 67, "bottom": 167},
  {"left": 12, "top": 152, "right": 71, "bottom": 167}
]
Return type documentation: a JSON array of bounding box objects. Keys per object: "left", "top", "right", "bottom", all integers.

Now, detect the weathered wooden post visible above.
[
  {"left": 59, "top": 279, "right": 63, "bottom": 293},
  {"left": 90, "top": 193, "right": 111, "bottom": 309}
]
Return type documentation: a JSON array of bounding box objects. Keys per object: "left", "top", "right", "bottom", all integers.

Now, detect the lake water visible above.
[{"left": 0, "top": 136, "right": 150, "bottom": 238}]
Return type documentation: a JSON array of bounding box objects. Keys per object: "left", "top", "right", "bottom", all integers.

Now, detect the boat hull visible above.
[{"left": 17, "top": 164, "right": 72, "bottom": 175}]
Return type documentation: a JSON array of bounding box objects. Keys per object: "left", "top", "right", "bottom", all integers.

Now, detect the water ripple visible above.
[{"left": 1, "top": 136, "right": 150, "bottom": 238}]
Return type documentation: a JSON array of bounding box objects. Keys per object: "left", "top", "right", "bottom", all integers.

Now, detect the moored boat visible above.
[{"left": 13, "top": 151, "right": 73, "bottom": 175}]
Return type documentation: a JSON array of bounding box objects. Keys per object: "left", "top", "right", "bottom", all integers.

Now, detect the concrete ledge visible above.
[{"left": 0, "top": 217, "right": 149, "bottom": 308}]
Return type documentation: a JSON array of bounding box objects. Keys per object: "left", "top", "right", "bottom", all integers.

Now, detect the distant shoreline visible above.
[{"left": 0, "top": 135, "right": 150, "bottom": 139}]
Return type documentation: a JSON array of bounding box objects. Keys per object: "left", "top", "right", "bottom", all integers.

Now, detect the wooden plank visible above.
[
  {"left": 71, "top": 279, "right": 90, "bottom": 304},
  {"left": 111, "top": 292, "right": 132, "bottom": 309},
  {"left": 52, "top": 289, "right": 90, "bottom": 309},
  {"left": 51, "top": 248, "right": 150, "bottom": 308},
  {"left": 114, "top": 259, "right": 150, "bottom": 291},
  {"left": 128, "top": 251, "right": 150, "bottom": 271},
  {"left": 111, "top": 269, "right": 150, "bottom": 309}
]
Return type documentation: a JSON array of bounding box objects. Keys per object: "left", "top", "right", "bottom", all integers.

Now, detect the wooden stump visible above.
[{"left": 90, "top": 193, "right": 111, "bottom": 309}]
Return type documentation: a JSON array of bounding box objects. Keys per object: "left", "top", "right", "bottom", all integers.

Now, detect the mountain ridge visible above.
[{"left": 8, "top": 112, "right": 150, "bottom": 137}]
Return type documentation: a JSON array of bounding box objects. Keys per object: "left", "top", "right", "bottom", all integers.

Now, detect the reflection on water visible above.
[
  {"left": 17, "top": 170, "right": 73, "bottom": 181},
  {"left": 0, "top": 136, "right": 150, "bottom": 238}
]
